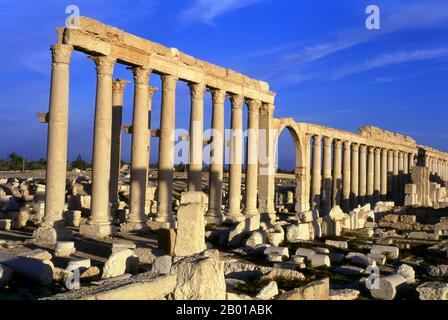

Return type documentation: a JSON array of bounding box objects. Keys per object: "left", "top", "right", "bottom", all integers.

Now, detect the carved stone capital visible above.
[
  {"left": 131, "top": 66, "right": 151, "bottom": 86},
  {"left": 343, "top": 141, "right": 351, "bottom": 150},
  {"left": 230, "top": 94, "right": 244, "bottom": 110},
  {"left": 211, "top": 89, "right": 226, "bottom": 106},
  {"left": 351, "top": 143, "right": 359, "bottom": 151},
  {"left": 89, "top": 56, "right": 116, "bottom": 76},
  {"left": 398, "top": 151, "right": 404, "bottom": 158},
  {"left": 188, "top": 82, "right": 206, "bottom": 99},
  {"left": 112, "top": 79, "right": 129, "bottom": 95},
  {"left": 161, "top": 74, "right": 178, "bottom": 92},
  {"left": 374, "top": 147, "right": 381, "bottom": 155},
  {"left": 381, "top": 148, "right": 388, "bottom": 156},
  {"left": 51, "top": 44, "right": 73, "bottom": 65},
  {"left": 260, "top": 103, "right": 275, "bottom": 117},
  {"left": 368, "top": 146, "right": 375, "bottom": 153},
  {"left": 246, "top": 99, "right": 262, "bottom": 113},
  {"left": 312, "top": 135, "right": 321, "bottom": 147},
  {"left": 359, "top": 144, "right": 367, "bottom": 152},
  {"left": 333, "top": 139, "right": 342, "bottom": 149},
  {"left": 323, "top": 137, "right": 333, "bottom": 148}
]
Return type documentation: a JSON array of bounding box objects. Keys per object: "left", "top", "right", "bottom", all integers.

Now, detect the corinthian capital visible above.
[
  {"left": 89, "top": 55, "right": 116, "bottom": 76},
  {"left": 131, "top": 66, "right": 151, "bottom": 86},
  {"left": 323, "top": 137, "right": 333, "bottom": 148},
  {"left": 333, "top": 139, "right": 342, "bottom": 149},
  {"left": 351, "top": 142, "right": 359, "bottom": 151},
  {"left": 211, "top": 89, "right": 226, "bottom": 105},
  {"left": 161, "top": 74, "right": 178, "bottom": 92},
  {"left": 188, "top": 82, "right": 206, "bottom": 99},
  {"left": 246, "top": 99, "right": 262, "bottom": 113},
  {"left": 260, "top": 103, "right": 275, "bottom": 117},
  {"left": 51, "top": 44, "right": 73, "bottom": 64},
  {"left": 230, "top": 94, "right": 244, "bottom": 110},
  {"left": 112, "top": 79, "right": 129, "bottom": 94}
]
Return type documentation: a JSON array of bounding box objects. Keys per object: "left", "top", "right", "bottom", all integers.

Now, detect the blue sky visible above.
[{"left": 0, "top": 0, "right": 447, "bottom": 170}]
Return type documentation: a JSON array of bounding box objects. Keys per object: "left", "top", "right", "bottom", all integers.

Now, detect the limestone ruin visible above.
[{"left": 0, "top": 17, "right": 447, "bottom": 301}]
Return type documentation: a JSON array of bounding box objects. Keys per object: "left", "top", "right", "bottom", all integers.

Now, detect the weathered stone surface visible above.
[
  {"left": 158, "top": 228, "right": 176, "bottom": 256},
  {"left": 19, "top": 249, "right": 52, "bottom": 261},
  {"left": 277, "top": 278, "right": 329, "bottom": 300},
  {"left": 286, "top": 223, "right": 310, "bottom": 242},
  {"left": 325, "top": 239, "right": 348, "bottom": 250},
  {"left": 310, "top": 254, "right": 330, "bottom": 268},
  {"left": 170, "top": 250, "right": 226, "bottom": 300},
  {"left": 55, "top": 241, "right": 76, "bottom": 257},
  {"left": 228, "top": 218, "right": 259, "bottom": 247},
  {"left": 416, "top": 282, "right": 448, "bottom": 300},
  {"left": 152, "top": 255, "right": 172, "bottom": 275},
  {"left": 102, "top": 249, "right": 140, "bottom": 279},
  {"left": 226, "top": 292, "right": 254, "bottom": 300},
  {"left": 264, "top": 246, "right": 289, "bottom": 258},
  {"left": 329, "top": 289, "right": 360, "bottom": 300},
  {"left": 333, "top": 265, "right": 365, "bottom": 276},
  {"left": 256, "top": 281, "right": 278, "bottom": 300},
  {"left": 0, "top": 252, "right": 53, "bottom": 286},
  {"left": 370, "top": 274, "right": 407, "bottom": 300},
  {"left": 174, "top": 193, "right": 206, "bottom": 256},
  {"left": 370, "top": 245, "right": 399, "bottom": 259},
  {"left": 397, "top": 264, "right": 415, "bottom": 284},
  {"left": 427, "top": 264, "right": 448, "bottom": 277},
  {"left": 245, "top": 231, "right": 266, "bottom": 248},
  {"left": 44, "top": 272, "right": 177, "bottom": 300}
]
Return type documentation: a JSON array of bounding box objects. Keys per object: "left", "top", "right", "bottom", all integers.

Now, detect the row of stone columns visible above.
[
  {"left": 309, "top": 135, "right": 416, "bottom": 214},
  {"left": 39, "top": 43, "right": 271, "bottom": 240},
  {"left": 427, "top": 156, "right": 448, "bottom": 184}
]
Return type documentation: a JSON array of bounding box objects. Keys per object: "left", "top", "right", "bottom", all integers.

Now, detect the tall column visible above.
[
  {"left": 155, "top": 75, "right": 178, "bottom": 227},
  {"left": 188, "top": 83, "right": 206, "bottom": 192},
  {"left": 109, "top": 80, "right": 128, "bottom": 210},
  {"left": 244, "top": 99, "right": 261, "bottom": 218},
  {"left": 206, "top": 89, "right": 226, "bottom": 225},
  {"left": 387, "top": 150, "right": 394, "bottom": 201},
  {"left": 359, "top": 145, "right": 367, "bottom": 206},
  {"left": 374, "top": 147, "right": 381, "bottom": 204},
  {"left": 398, "top": 152, "right": 404, "bottom": 205},
  {"left": 295, "top": 134, "right": 311, "bottom": 214},
  {"left": 342, "top": 141, "right": 351, "bottom": 213},
  {"left": 322, "top": 137, "right": 332, "bottom": 215},
  {"left": 332, "top": 140, "right": 342, "bottom": 207},
  {"left": 380, "top": 149, "right": 388, "bottom": 200},
  {"left": 226, "top": 94, "right": 244, "bottom": 223},
  {"left": 403, "top": 153, "right": 409, "bottom": 184},
  {"left": 393, "top": 150, "right": 399, "bottom": 203},
  {"left": 122, "top": 67, "right": 151, "bottom": 232},
  {"left": 35, "top": 44, "right": 73, "bottom": 243},
  {"left": 258, "top": 103, "right": 278, "bottom": 220},
  {"left": 350, "top": 143, "right": 359, "bottom": 209},
  {"left": 311, "top": 135, "right": 322, "bottom": 211},
  {"left": 367, "top": 146, "right": 375, "bottom": 205},
  {"left": 80, "top": 55, "right": 116, "bottom": 238}
]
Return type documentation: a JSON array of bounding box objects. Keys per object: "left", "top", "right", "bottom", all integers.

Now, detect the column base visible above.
[
  {"left": 79, "top": 222, "right": 116, "bottom": 238},
  {"left": 120, "top": 221, "right": 149, "bottom": 233},
  {"left": 243, "top": 208, "right": 259, "bottom": 218},
  {"left": 147, "top": 219, "right": 176, "bottom": 230},
  {"left": 225, "top": 210, "right": 246, "bottom": 224},
  {"left": 205, "top": 210, "right": 225, "bottom": 225},
  {"left": 33, "top": 224, "right": 74, "bottom": 245}
]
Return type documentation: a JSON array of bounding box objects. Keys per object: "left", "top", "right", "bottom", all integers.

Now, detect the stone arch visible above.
[{"left": 274, "top": 119, "right": 310, "bottom": 213}]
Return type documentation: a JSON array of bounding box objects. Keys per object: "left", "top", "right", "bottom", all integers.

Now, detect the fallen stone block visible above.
[
  {"left": 256, "top": 281, "right": 278, "bottom": 300},
  {"left": 370, "top": 274, "right": 407, "bottom": 300},
  {"left": 325, "top": 239, "right": 348, "bottom": 250},
  {"left": 427, "top": 265, "right": 448, "bottom": 277},
  {"left": 152, "top": 255, "right": 172, "bottom": 275},
  {"left": 296, "top": 210, "right": 319, "bottom": 223},
  {"left": 111, "top": 241, "right": 137, "bottom": 254},
  {"left": 295, "top": 248, "right": 317, "bottom": 260},
  {"left": 333, "top": 265, "right": 365, "bottom": 276},
  {"left": 416, "top": 282, "right": 448, "bottom": 300},
  {"left": 285, "top": 223, "right": 310, "bottom": 242},
  {"left": 55, "top": 241, "right": 76, "bottom": 257},
  {"left": 0, "top": 252, "right": 53, "bottom": 286},
  {"left": 19, "top": 249, "right": 52, "bottom": 261},
  {"left": 102, "top": 249, "right": 139, "bottom": 279},
  {"left": 329, "top": 289, "right": 359, "bottom": 300},
  {"left": 0, "top": 219, "right": 11, "bottom": 231},
  {"left": 370, "top": 245, "right": 399, "bottom": 259},
  {"left": 245, "top": 231, "right": 267, "bottom": 248},
  {"left": 277, "top": 278, "right": 329, "bottom": 300},
  {"left": 408, "top": 231, "right": 439, "bottom": 241},
  {"left": 397, "top": 264, "right": 415, "bottom": 284},
  {"left": 310, "top": 254, "right": 330, "bottom": 268},
  {"left": 264, "top": 246, "right": 289, "bottom": 258}
]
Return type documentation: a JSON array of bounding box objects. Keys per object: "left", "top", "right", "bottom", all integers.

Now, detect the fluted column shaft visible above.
[
  {"left": 350, "top": 143, "right": 359, "bottom": 209},
  {"left": 342, "top": 141, "right": 351, "bottom": 213},
  {"left": 226, "top": 95, "right": 244, "bottom": 222},
  {"left": 367, "top": 146, "right": 375, "bottom": 204},
  {"left": 374, "top": 148, "right": 381, "bottom": 203},
  {"left": 322, "top": 137, "right": 332, "bottom": 215},
  {"left": 311, "top": 135, "right": 322, "bottom": 211},
  {"left": 398, "top": 152, "right": 404, "bottom": 204},
  {"left": 82, "top": 56, "right": 116, "bottom": 237},
  {"left": 126, "top": 67, "right": 152, "bottom": 230},
  {"left": 109, "top": 80, "right": 128, "bottom": 210},
  {"left": 156, "top": 75, "right": 178, "bottom": 225},
  {"left": 43, "top": 44, "right": 73, "bottom": 227},
  {"left": 359, "top": 145, "right": 367, "bottom": 205},
  {"left": 206, "top": 89, "right": 226, "bottom": 224},
  {"left": 403, "top": 153, "right": 409, "bottom": 184},
  {"left": 380, "top": 149, "right": 388, "bottom": 200},
  {"left": 387, "top": 150, "right": 394, "bottom": 200},
  {"left": 393, "top": 150, "right": 399, "bottom": 203},
  {"left": 188, "top": 83, "right": 206, "bottom": 192},
  {"left": 244, "top": 99, "right": 261, "bottom": 217},
  {"left": 332, "top": 140, "right": 342, "bottom": 207}
]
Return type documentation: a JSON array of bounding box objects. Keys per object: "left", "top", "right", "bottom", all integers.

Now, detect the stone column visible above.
[
  {"left": 359, "top": 145, "right": 367, "bottom": 206},
  {"left": 188, "top": 83, "right": 206, "bottom": 192},
  {"left": 244, "top": 99, "right": 261, "bottom": 218},
  {"left": 258, "top": 103, "right": 277, "bottom": 220},
  {"left": 393, "top": 150, "right": 399, "bottom": 203},
  {"left": 350, "top": 143, "right": 359, "bottom": 209},
  {"left": 35, "top": 44, "right": 73, "bottom": 243},
  {"left": 109, "top": 79, "right": 128, "bottom": 210},
  {"left": 332, "top": 140, "right": 342, "bottom": 207},
  {"left": 398, "top": 152, "right": 404, "bottom": 205},
  {"left": 374, "top": 148, "right": 381, "bottom": 204},
  {"left": 380, "top": 149, "right": 388, "bottom": 200},
  {"left": 122, "top": 67, "right": 151, "bottom": 232},
  {"left": 403, "top": 153, "right": 409, "bottom": 184},
  {"left": 155, "top": 75, "right": 178, "bottom": 227},
  {"left": 80, "top": 56, "right": 116, "bottom": 238},
  {"left": 311, "top": 135, "right": 322, "bottom": 211},
  {"left": 206, "top": 89, "right": 226, "bottom": 225},
  {"left": 226, "top": 94, "right": 244, "bottom": 223},
  {"left": 387, "top": 150, "right": 394, "bottom": 201},
  {"left": 321, "top": 137, "right": 332, "bottom": 215},
  {"left": 342, "top": 141, "right": 351, "bottom": 213},
  {"left": 367, "top": 146, "right": 375, "bottom": 205}
]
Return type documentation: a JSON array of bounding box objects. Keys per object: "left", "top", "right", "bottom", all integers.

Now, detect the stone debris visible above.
[
  {"left": 102, "top": 249, "right": 140, "bottom": 279},
  {"left": 370, "top": 244, "right": 399, "bottom": 259},
  {"left": 397, "top": 264, "right": 416, "bottom": 284},
  {"left": 370, "top": 274, "right": 408, "bottom": 300},
  {"left": 152, "top": 255, "right": 172, "bottom": 275},
  {"left": 329, "top": 289, "right": 360, "bottom": 300},
  {"left": 427, "top": 264, "right": 448, "bottom": 277},
  {"left": 256, "top": 281, "right": 278, "bottom": 300},
  {"left": 416, "top": 282, "right": 448, "bottom": 300},
  {"left": 277, "top": 278, "right": 329, "bottom": 300},
  {"left": 55, "top": 241, "right": 76, "bottom": 257}
]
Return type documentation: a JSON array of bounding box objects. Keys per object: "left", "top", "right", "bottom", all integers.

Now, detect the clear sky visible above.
[{"left": 0, "top": 0, "right": 447, "bottom": 170}]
